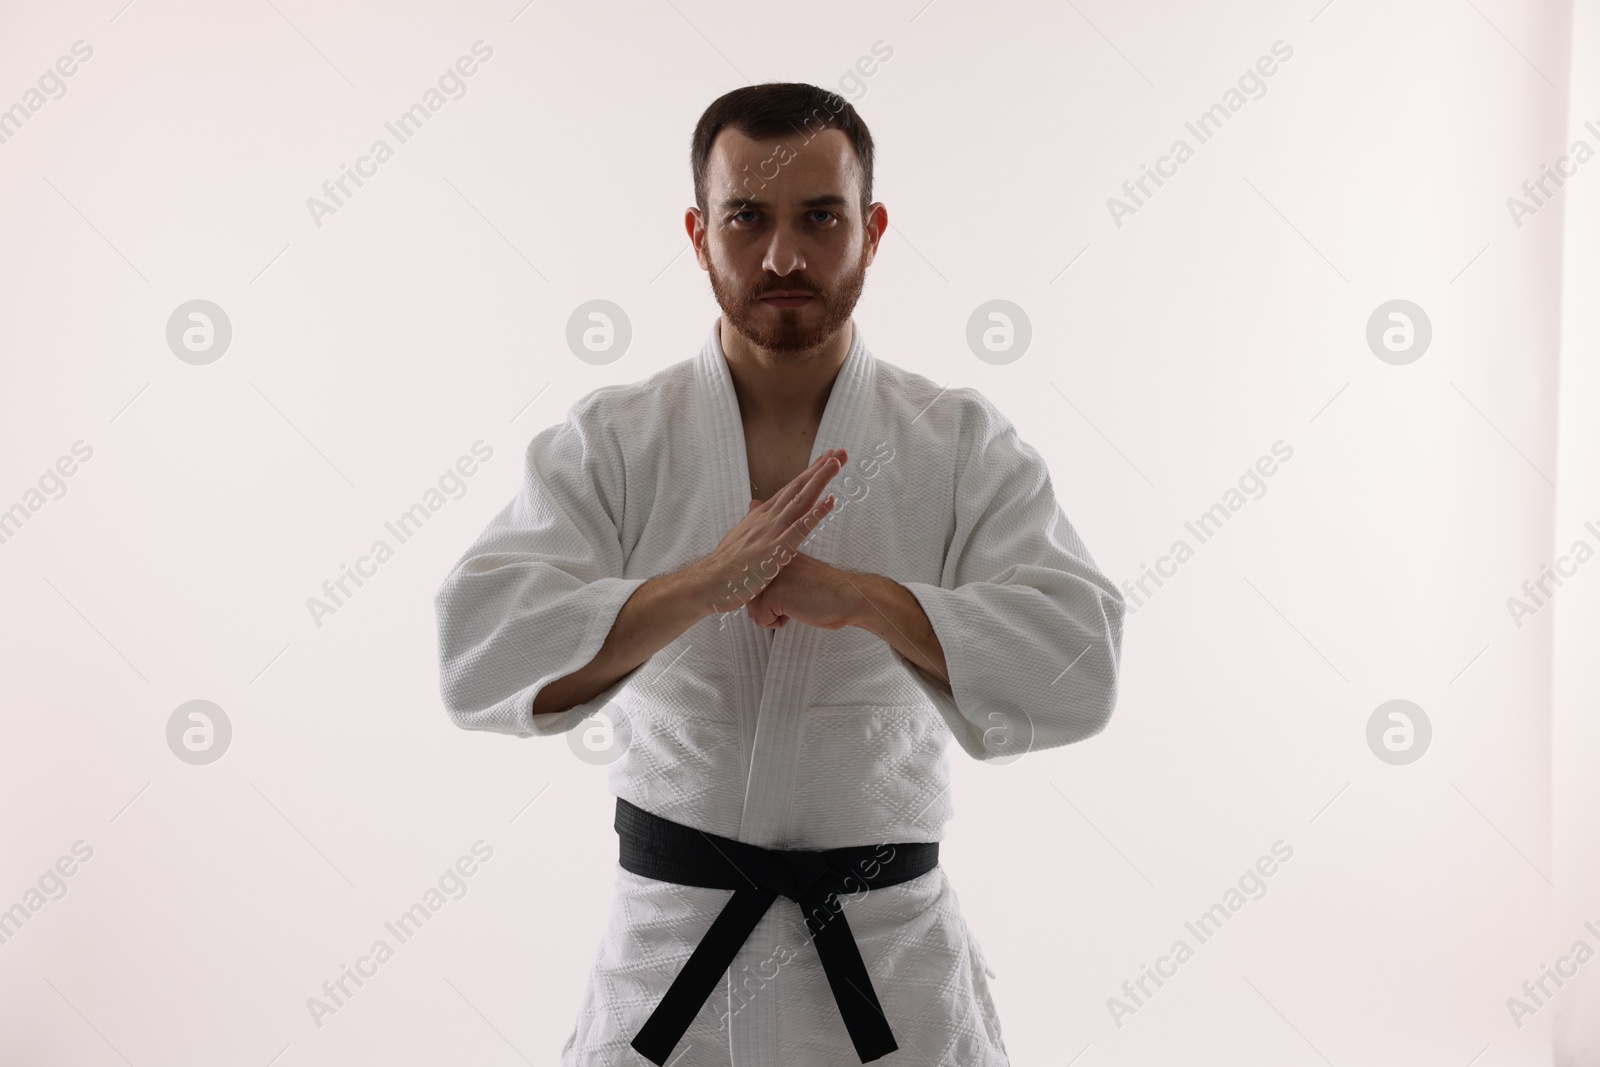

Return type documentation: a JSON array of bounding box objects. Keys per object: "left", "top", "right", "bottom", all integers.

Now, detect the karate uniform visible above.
[{"left": 433, "top": 319, "right": 1126, "bottom": 1065}]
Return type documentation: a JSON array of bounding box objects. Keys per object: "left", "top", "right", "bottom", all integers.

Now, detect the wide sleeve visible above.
[
  {"left": 432, "top": 399, "right": 650, "bottom": 738},
  {"left": 892, "top": 406, "right": 1126, "bottom": 761}
]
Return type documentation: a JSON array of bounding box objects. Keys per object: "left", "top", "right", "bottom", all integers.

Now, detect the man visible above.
[{"left": 434, "top": 82, "right": 1125, "bottom": 1066}]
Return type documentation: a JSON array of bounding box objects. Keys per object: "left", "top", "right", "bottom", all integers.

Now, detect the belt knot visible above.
[{"left": 758, "top": 848, "right": 830, "bottom": 903}]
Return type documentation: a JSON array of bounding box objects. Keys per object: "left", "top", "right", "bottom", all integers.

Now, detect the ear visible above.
[
  {"left": 862, "top": 201, "right": 888, "bottom": 266},
  {"left": 686, "top": 207, "right": 710, "bottom": 269}
]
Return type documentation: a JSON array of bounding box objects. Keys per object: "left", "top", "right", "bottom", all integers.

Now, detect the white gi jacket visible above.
[{"left": 434, "top": 319, "right": 1126, "bottom": 1066}]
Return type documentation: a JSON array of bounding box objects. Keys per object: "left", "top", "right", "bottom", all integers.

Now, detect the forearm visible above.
[
  {"left": 531, "top": 564, "right": 712, "bottom": 716},
  {"left": 842, "top": 572, "right": 952, "bottom": 694}
]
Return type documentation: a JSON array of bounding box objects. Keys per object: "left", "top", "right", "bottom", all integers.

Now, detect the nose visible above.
[{"left": 761, "top": 222, "right": 806, "bottom": 277}]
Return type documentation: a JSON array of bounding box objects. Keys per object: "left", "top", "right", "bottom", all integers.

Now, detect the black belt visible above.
[{"left": 614, "top": 796, "right": 940, "bottom": 1065}]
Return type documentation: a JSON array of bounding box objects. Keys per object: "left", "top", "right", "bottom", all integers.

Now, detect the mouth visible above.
[{"left": 758, "top": 291, "right": 816, "bottom": 309}]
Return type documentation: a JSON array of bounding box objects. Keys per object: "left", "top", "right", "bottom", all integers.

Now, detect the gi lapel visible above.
[
  {"left": 695, "top": 323, "right": 771, "bottom": 802},
  {"left": 722, "top": 320, "right": 876, "bottom": 848}
]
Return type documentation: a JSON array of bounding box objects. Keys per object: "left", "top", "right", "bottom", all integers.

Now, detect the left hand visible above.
[{"left": 744, "top": 547, "right": 860, "bottom": 631}]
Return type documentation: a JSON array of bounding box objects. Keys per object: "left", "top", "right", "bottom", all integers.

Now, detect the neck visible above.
[{"left": 719, "top": 317, "right": 854, "bottom": 429}]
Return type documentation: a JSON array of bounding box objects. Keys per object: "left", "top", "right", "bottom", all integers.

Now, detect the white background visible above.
[{"left": 0, "top": 0, "right": 1594, "bottom": 1064}]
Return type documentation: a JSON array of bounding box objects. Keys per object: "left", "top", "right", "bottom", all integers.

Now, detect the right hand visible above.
[{"left": 694, "top": 447, "right": 848, "bottom": 616}]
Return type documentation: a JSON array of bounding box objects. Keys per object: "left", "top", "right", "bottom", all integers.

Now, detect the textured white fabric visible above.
[{"left": 433, "top": 319, "right": 1125, "bottom": 1065}]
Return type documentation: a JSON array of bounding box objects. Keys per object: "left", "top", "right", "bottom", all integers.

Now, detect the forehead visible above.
[{"left": 706, "top": 126, "right": 862, "bottom": 206}]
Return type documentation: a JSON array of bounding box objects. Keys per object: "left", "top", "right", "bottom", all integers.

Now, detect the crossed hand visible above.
[{"left": 697, "top": 447, "right": 861, "bottom": 631}]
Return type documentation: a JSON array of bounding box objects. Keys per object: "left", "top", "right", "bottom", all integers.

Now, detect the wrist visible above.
[
  {"left": 678, "top": 557, "right": 729, "bottom": 622},
  {"left": 839, "top": 569, "right": 884, "bottom": 632}
]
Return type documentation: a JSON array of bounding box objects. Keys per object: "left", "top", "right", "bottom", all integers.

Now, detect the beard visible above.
[{"left": 707, "top": 250, "right": 867, "bottom": 358}]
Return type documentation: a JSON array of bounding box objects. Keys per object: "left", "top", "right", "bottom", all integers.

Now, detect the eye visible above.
[
  {"left": 730, "top": 209, "right": 758, "bottom": 224},
  {"left": 808, "top": 210, "right": 837, "bottom": 224}
]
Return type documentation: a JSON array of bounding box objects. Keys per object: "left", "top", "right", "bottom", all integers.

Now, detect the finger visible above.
[
  {"left": 777, "top": 493, "right": 836, "bottom": 555},
  {"left": 767, "top": 448, "right": 845, "bottom": 516},
  {"left": 773, "top": 453, "right": 845, "bottom": 531}
]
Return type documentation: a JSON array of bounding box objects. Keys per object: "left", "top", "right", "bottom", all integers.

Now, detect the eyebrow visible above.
[{"left": 718, "top": 194, "right": 850, "bottom": 211}]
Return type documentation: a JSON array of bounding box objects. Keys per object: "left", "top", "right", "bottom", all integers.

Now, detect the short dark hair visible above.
[{"left": 690, "top": 82, "right": 876, "bottom": 219}]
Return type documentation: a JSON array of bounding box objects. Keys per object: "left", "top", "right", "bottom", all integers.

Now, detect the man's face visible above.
[{"left": 688, "top": 127, "right": 885, "bottom": 358}]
